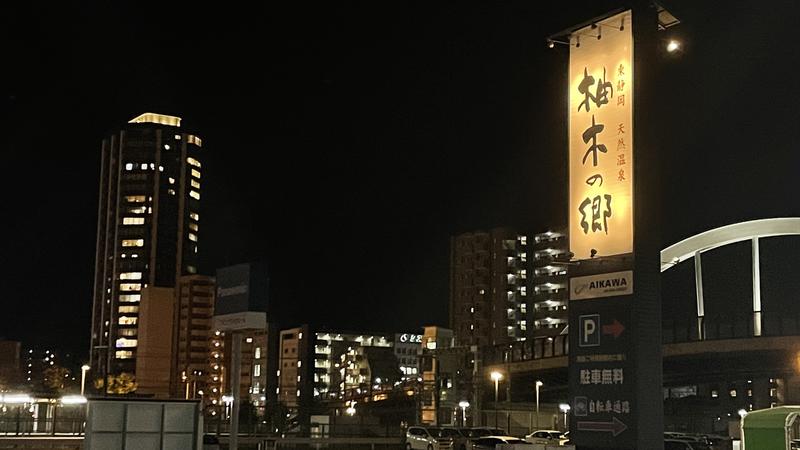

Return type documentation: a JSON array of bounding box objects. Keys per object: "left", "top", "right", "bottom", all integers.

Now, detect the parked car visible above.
[
  {"left": 525, "top": 429, "right": 568, "bottom": 445},
  {"left": 463, "top": 427, "right": 506, "bottom": 438},
  {"left": 406, "top": 426, "right": 453, "bottom": 450},
  {"left": 456, "top": 427, "right": 506, "bottom": 450},
  {"left": 435, "top": 427, "right": 469, "bottom": 450},
  {"left": 471, "top": 436, "right": 531, "bottom": 449},
  {"left": 202, "top": 434, "right": 221, "bottom": 450}
]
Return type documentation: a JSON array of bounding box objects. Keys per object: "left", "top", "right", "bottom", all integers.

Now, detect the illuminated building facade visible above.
[
  {"left": 277, "top": 327, "right": 421, "bottom": 413},
  {"left": 530, "top": 230, "right": 569, "bottom": 337},
  {"left": 90, "top": 113, "right": 204, "bottom": 379}
]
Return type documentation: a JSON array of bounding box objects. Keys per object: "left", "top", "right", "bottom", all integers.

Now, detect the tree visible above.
[
  {"left": 94, "top": 373, "right": 137, "bottom": 395},
  {"left": 42, "top": 366, "right": 71, "bottom": 393}
]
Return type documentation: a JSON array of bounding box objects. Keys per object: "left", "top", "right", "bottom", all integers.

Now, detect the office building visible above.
[
  {"left": 393, "top": 333, "right": 422, "bottom": 378},
  {"left": 89, "top": 112, "right": 204, "bottom": 380}
]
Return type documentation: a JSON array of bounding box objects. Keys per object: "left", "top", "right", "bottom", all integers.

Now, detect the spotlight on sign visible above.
[{"left": 666, "top": 39, "right": 680, "bottom": 53}]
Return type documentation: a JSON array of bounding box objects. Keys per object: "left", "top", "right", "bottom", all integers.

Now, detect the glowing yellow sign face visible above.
[{"left": 569, "top": 10, "right": 633, "bottom": 260}]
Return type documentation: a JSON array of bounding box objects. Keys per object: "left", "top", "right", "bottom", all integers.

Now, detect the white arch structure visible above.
[{"left": 660, "top": 218, "right": 800, "bottom": 339}]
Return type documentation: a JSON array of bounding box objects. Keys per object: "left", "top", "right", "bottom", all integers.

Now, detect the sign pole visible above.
[
  {"left": 562, "top": 4, "right": 662, "bottom": 448},
  {"left": 229, "top": 331, "right": 242, "bottom": 450}
]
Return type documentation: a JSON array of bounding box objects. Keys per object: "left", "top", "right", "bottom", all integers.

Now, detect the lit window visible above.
[
  {"left": 115, "top": 351, "right": 133, "bottom": 359},
  {"left": 187, "top": 157, "right": 201, "bottom": 168},
  {"left": 191, "top": 179, "right": 200, "bottom": 189},
  {"left": 119, "top": 294, "right": 140, "bottom": 303},
  {"left": 164, "top": 144, "right": 170, "bottom": 150},
  {"left": 190, "top": 212, "right": 199, "bottom": 221},
  {"left": 255, "top": 347, "right": 261, "bottom": 359},
  {"left": 118, "top": 316, "right": 138, "bottom": 325},
  {"left": 119, "top": 283, "right": 141, "bottom": 291},
  {"left": 116, "top": 338, "right": 137, "bottom": 348},
  {"left": 118, "top": 329, "right": 137, "bottom": 336},
  {"left": 127, "top": 206, "right": 146, "bottom": 214},
  {"left": 189, "top": 190, "right": 200, "bottom": 200},
  {"left": 118, "top": 305, "right": 139, "bottom": 313},
  {"left": 187, "top": 265, "right": 197, "bottom": 274},
  {"left": 168, "top": 189, "right": 176, "bottom": 195},
  {"left": 125, "top": 195, "right": 146, "bottom": 203},
  {"left": 121, "top": 239, "right": 144, "bottom": 247},
  {"left": 191, "top": 169, "right": 201, "bottom": 179},
  {"left": 125, "top": 163, "right": 134, "bottom": 170},
  {"left": 168, "top": 177, "right": 175, "bottom": 185},
  {"left": 122, "top": 217, "right": 145, "bottom": 225},
  {"left": 174, "top": 134, "right": 181, "bottom": 140},
  {"left": 188, "top": 233, "right": 198, "bottom": 242},
  {"left": 254, "top": 364, "right": 261, "bottom": 377},
  {"left": 119, "top": 272, "right": 142, "bottom": 280},
  {"left": 141, "top": 163, "right": 148, "bottom": 170},
  {"left": 189, "top": 223, "right": 199, "bottom": 232},
  {"left": 246, "top": 337, "right": 254, "bottom": 343},
  {"left": 187, "top": 134, "right": 202, "bottom": 146}
]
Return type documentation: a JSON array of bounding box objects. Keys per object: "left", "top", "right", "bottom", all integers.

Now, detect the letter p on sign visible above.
[{"left": 579, "top": 314, "right": 600, "bottom": 347}]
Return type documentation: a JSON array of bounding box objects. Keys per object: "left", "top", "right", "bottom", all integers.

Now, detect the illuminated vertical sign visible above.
[{"left": 569, "top": 10, "right": 633, "bottom": 260}]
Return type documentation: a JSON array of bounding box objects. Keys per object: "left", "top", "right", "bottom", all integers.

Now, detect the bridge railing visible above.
[
  {"left": 485, "top": 312, "right": 800, "bottom": 365},
  {"left": 483, "top": 335, "right": 568, "bottom": 366}
]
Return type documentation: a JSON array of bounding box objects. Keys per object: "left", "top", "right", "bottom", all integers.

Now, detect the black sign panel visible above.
[
  {"left": 214, "top": 262, "right": 269, "bottom": 316},
  {"left": 569, "top": 294, "right": 634, "bottom": 448}
]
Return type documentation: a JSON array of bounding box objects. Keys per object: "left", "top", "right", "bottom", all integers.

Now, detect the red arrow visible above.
[
  {"left": 602, "top": 319, "right": 625, "bottom": 338},
  {"left": 577, "top": 417, "right": 628, "bottom": 437}
]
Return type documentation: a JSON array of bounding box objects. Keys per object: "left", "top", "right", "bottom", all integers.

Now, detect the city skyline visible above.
[{"left": 4, "top": 1, "right": 800, "bottom": 359}]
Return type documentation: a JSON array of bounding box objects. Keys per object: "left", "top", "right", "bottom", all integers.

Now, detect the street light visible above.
[
  {"left": 491, "top": 371, "right": 503, "bottom": 429},
  {"left": 80, "top": 365, "right": 90, "bottom": 396},
  {"left": 535, "top": 380, "right": 544, "bottom": 429},
  {"left": 559, "top": 403, "right": 571, "bottom": 431},
  {"left": 458, "top": 401, "right": 470, "bottom": 427}
]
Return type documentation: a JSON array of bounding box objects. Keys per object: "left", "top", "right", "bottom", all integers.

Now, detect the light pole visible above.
[
  {"left": 559, "top": 403, "right": 570, "bottom": 432},
  {"left": 458, "top": 401, "right": 470, "bottom": 427},
  {"left": 490, "top": 371, "right": 503, "bottom": 429},
  {"left": 80, "top": 365, "right": 90, "bottom": 396},
  {"left": 535, "top": 380, "right": 543, "bottom": 429}
]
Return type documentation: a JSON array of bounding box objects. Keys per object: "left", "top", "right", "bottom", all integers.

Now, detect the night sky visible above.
[{"left": 3, "top": 1, "right": 800, "bottom": 357}]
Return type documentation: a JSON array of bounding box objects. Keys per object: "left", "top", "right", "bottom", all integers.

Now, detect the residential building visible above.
[
  {"left": 450, "top": 228, "right": 529, "bottom": 347},
  {"left": 90, "top": 112, "right": 204, "bottom": 380},
  {"left": 530, "top": 230, "right": 569, "bottom": 337}
]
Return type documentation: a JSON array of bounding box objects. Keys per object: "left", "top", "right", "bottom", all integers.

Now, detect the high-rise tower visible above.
[{"left": 89, "top": 113, "right": 203, "bottom": 380}]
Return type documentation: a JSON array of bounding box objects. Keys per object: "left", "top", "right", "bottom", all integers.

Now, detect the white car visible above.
[
  {"left": 406, "top": 426, "right": 453, "bottom": 450},
  {"left": 471, "top": 436, "right": 532, "bottom": 449},
  {"left": 525, "top": 429, "right": 568, "bottom": 445}
]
